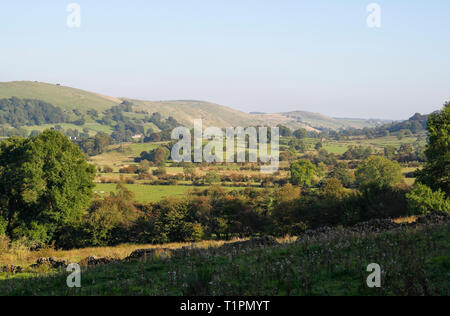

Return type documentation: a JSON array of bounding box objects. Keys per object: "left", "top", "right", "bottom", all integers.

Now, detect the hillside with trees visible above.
[
  {"left": 0, "top": 81, "right": 391, "bottom": 134},
  {"left": 0, "top": 97, "right": 69, "bottom": 127}
]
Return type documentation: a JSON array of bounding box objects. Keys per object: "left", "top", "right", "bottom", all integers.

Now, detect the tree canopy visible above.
[
  {"left": 355, "top": 156, "right": 403, "bottom": 191},
  {"left": 290, "top": 159, "right": 317, "bottom": 187},
  {"left": 0, "top": 130, "right": 96, "bottom": 243},
  {"left": 0, "top": 97, "right": 68, "bottom": 127},
  {"left": 417, "top": 102, "right": 449, "bottom": 195}
]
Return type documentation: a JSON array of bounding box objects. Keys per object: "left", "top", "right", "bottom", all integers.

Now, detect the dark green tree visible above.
[
  {"left": 290, "top": 159, "right": 317, "bottom": 187},
  {"left": 293, "top": 128, "right": 307, "bottom": 140},
  {"left": 417, "top": 102, "right": 449, "bottom": 195},
  {"left": 0, "top": 130, "right": 96, "bottom": 243}
]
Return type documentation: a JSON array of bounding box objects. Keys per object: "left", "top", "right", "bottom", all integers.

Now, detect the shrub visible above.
[
  {"left": 153, "top": 166, "right": 167, "bottom": 177},
  {"left": 188, "top": 223, "right": 205, "bottom": 242},
  {"left": 205, "top": 172, "right": 220, "bottom": 184},
  {"left": 406, "top": 183, "right": 450, "bottom": 215},
  {"left": 119, "top": 166, "right": 139, "bottom": 174},
  {"left": 103, "top": 166, "right": 114, "bottom": 173}
]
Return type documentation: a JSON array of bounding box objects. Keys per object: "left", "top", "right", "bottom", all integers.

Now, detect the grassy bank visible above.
[{"left": 1, "top": 222, "right": 448, "bottom": 296}]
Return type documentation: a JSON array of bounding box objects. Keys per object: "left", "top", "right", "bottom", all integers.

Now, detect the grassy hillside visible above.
[
  {"left": 1, "top": 221, "right": 448, "bottom": 296},
  {"left": 0, "top": 81, "right": 121, "bottom": 114},
  {"left": 0, "top": 81, "right": 390, "bottom": 131},
  {"left": 125, "top": 99, "right": 303, "bottom": 129}
]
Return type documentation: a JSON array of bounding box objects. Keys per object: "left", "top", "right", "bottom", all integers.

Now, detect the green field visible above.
[
  {"left": 94, "top": 183, "right": 191, "bottom": 202},
  {"left": 322, "top": 143, "right": 349, "bottom": 154},
  {"left": 316, "top": 135, "right": 426, "bottom": 154},
  {"left": 94, "top": 183, "right": 260, "bottom": 203},
  {"left": 90, "top": 143, "right": 165, "bottom": 169},
  {"left": 20, "top": 122, "right": 113, "bottom": 136}
]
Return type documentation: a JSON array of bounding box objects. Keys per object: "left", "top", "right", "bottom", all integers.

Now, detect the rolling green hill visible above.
[
  {"left": 0, "top": 81, "right": 121, "bottom": 114},
  {"left": 0, "top": 81, "right": 389, "bottom": 131}
]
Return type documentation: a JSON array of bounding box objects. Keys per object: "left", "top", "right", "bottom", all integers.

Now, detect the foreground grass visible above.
[
  {"left": 1, "top": 223, "right": 448, "bottom": 296},
  {"left": 0, "top": 240, "right": 236, "bottom": 268}
]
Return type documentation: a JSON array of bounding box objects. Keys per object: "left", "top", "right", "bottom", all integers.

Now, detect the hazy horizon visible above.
[{"left": 1, "top": 0, "right": 449, "bottom": 120}]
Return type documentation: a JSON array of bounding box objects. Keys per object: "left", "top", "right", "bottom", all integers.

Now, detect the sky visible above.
[{"left": 0, "top": 0, "right": 449, "bottom": 120}]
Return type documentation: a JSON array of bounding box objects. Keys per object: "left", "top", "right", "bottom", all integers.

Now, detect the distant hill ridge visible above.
[{"left": 0, "top": 81, "right": 390, "bottom": 130}]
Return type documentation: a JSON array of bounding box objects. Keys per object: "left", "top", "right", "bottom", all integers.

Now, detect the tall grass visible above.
[{"left": 0, "top": 223, "right": 448, "bottom": 296}]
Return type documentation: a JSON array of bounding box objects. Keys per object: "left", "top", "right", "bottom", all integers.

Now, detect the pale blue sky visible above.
[{"left": 0, "top": 0, "right": 449, "bottom": 119}]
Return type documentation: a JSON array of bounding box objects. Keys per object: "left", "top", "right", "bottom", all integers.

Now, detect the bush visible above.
[
  {"left": 406, "top": 183, "right": 450, "bottom": 215},
  {"left": 119, "top": 166, "right": 139, "bottom": 174},
  {"left": 356, "top": 156, "right": 403, "bottom": 191},
  {"left": 103, "top": 166, "right": 114, "bottom": 173},
  {"left": 205, "top": 172, "right": 220, "bottom": 184},
  {"left": 153, "top": 166, "right": 167, "bottom": 177},
  {"left": 188, "top": 223, "right": 205, "bottom": 242}
]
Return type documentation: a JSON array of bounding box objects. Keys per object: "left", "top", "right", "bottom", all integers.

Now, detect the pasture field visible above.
[
  {"left": 315, "top": 135, "right": 425, "bottom": 154},
  {"left": 94, "top": 183, "right": 264, "bottom": 203},
  {"left": 321, "top": 142, "right": 349, "bottom": 154},
  {"left": 89, "top": 142, "right": 164, "bottom": 170},
  {"left": 21, "top": 122, "right": 114, "bottom": 136},
  {"left": 94, "top": 183, "right": 194, "bottom": 203}
]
